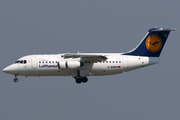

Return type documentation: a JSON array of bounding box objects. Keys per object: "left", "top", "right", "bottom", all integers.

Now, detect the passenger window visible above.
[
  {"left": 106, "top": 61, "right": 108, "bottom": 63},
  {"left": 119, "top": 61, "right": 121, "bottom": 63},
  {"left": 49, "top": 61, "right": 51, "bottom": 63},
  {"left": 24, "top": 60, "right": 27, "bottom": 64},
  {"left": 43, "top": 61, "right": 44, "bottom": 63},
  {"left": 113, "top": 61, "right": 114, "bottom": 63},
  {"left": 116, "top": 61, "right": 118, "bottom": 63},
  {"left": 52, "top": 61, "right": 54, "bottom": 63},
  {"left": 46, "top": 61, "right": 48, "bottom": 63},
  {"left": 109, "top": 61, "right": 111, "bottom": 63}
]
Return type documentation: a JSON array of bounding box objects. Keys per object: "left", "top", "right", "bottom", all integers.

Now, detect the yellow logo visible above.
[{"left": 145, "top": 35, "right": 162, "bottom": 52}]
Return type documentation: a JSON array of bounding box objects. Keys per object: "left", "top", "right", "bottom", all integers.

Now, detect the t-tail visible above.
[{"left": 123, "top": 27, "right": 176, "bottom": 57}]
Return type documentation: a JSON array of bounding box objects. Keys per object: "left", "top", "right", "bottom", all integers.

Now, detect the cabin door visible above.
[{"left": 31, "top": 57, "right": 38, "bottom": 69}]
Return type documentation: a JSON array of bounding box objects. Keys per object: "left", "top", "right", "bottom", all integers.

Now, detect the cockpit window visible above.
[
  {"left": 15, "top": 60, "right": 20, "bottom": 63},
  {"left": 15, "top": 60, "right": 27, "bottom": 64}
]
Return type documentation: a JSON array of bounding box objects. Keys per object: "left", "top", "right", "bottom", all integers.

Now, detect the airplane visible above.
[{"left": 3, "top": 27, "right": 176, "bottom": 84}]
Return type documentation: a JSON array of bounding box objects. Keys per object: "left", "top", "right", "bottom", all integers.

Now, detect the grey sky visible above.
[{"left": 0, "top": 0, "right": 180, "bottom": 120}]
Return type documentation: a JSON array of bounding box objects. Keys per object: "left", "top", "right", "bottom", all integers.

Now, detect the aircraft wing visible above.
[{"left": 64, "top": 53, "right": 107, "bottom": 62}]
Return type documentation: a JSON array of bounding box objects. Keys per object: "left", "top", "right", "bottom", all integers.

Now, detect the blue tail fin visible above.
[{"left": 123, "top": 28, "right": 176, "bottom": 57}]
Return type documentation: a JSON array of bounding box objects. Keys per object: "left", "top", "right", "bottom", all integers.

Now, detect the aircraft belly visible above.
[
  {"left": 23, "top": 69, "right": 77, "bottom": 76},
  {"left": 90, "top": 69, "right": 123, "bottom": 76}
]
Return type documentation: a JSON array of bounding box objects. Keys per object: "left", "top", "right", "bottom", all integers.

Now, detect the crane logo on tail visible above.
[{"left": 145, "top": 35, "right": 162, "bottom": 52}]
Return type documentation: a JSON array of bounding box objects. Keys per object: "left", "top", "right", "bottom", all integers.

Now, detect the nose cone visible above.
[
  {"left": 3, "top": 64, "right": 18, "bottom": 75},
  {"left": 3, "top": 67, "right": 9, "bottom": 73}
]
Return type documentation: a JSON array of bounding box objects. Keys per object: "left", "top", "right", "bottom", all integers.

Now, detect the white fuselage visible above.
[
  {"left": 4, "top": 53, "right": 159, "bottom": 77},
  {"left": 3, "top": 27, "right": 175, "bottom": 83}
]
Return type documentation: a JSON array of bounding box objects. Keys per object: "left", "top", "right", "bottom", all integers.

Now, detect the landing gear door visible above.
[
  {"left": 79, "top": 69, "right": 90, "bottom": 76},
  {"left": 31, "top": 57, "right": 38, "bottom": 69}
]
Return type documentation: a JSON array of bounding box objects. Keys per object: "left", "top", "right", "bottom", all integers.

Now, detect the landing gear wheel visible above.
[
  {"left": 76, "top": 78, "right": 82, "bottom": 84},
  {"left": 14, "top": 78, "right": 18, "bottom": 82},
  {"left": 75, "top": 77, "right": 88, "bottom": 84},
  {"left": 82, "top": 77, "right": 88, "bottom": 83}
]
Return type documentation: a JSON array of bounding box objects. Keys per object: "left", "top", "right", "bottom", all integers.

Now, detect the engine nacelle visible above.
[
  {"left": 58, "top": 61, "right": 80, "bottom": 69},
  {"left": 59, "top": 61, "right": 67, "bottom": 69},
  {"left": 66, "top": 61, "right": 80, "bottom": 69}
]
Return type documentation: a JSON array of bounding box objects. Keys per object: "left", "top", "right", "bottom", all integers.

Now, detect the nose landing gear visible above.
[{"left": 14, "top": 75, "right": 18, "bottom": 82}]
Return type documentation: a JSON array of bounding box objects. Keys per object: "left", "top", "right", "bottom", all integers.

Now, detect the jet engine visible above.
[{"left": 58, "top": 61, "right": 81, "bottom": 69}]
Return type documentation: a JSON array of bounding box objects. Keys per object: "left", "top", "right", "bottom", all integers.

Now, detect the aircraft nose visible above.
[
  {"left": 3, "top": 64, "right": 18, "bottom": 75},
  {"left": 3, "top": 67, "right": 9, "bottom": 73}
]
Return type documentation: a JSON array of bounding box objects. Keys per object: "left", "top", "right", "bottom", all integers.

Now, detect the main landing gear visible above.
[
  {"left": 75, "top": 69, "right": 88, "bottom": 84},
  {"left": 75, "top": 77, "right": 88, "bottom": 84},
  {"left": 14, "top": 75, "right": 18, "bottom": 82}
]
